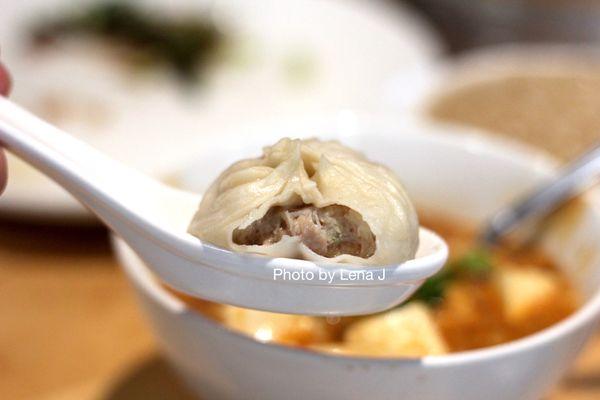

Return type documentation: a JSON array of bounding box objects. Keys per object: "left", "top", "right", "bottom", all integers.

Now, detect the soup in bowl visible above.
[
  {"left": 171, "top": 212, "right": 578, "bottom": 357},
  {"left": 113, "top": 116, "right": 600, "bottom": 400}
]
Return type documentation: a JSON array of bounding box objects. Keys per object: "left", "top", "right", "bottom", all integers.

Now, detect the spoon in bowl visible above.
[
  {"left": 0, "top": 97, "right": 448, "bottom": 316},
  {"left": 479, "top": 142, "right": 600, "bottom": 247}
]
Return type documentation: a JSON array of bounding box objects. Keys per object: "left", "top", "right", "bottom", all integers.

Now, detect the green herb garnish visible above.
[
  {"left": 410, "top": 247, "right": 493, "bottom": 306},
  {"left": 30, "top": 1, "right": 223, "bottom": 83},
  {"left": 450, "top": 248, "right": 493, "bottom": 277}
]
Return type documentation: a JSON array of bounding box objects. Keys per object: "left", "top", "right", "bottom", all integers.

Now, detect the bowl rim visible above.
[{"left": 114, "top": 120, "right": 600, "bottom": 366}]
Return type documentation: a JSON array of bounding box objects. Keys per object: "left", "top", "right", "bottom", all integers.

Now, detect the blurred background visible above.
[{"left": 2, "top": 0, "right": 600, "bottom": 399}]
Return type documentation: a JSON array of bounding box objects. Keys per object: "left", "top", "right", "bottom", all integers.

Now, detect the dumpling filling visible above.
[
  {"left": 232, "top": 205, "right": 376, "bottom": 259},
  {"left": 189, "top": 138, "right": 419, "bottom": 264}
]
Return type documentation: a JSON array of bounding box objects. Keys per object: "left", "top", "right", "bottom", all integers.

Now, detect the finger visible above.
[{"left": 0, "top": 62, "right": 11, "bottom": 96}]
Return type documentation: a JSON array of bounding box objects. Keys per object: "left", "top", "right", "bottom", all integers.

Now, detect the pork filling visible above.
[{"left": 232, "top": 205, "right": 376, "bottom": 258}]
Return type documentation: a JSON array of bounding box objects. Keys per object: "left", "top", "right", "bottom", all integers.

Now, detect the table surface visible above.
[{"left": 1, "top": 219, "right": 600, "bottom": 400}]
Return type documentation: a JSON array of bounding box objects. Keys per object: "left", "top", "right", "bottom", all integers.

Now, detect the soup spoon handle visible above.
[
  {"left": 0, "top": 97, "right": 168, "bottom": 228},
  {"left": 480, "top": 143, "right": 600, "bottom": 245}
]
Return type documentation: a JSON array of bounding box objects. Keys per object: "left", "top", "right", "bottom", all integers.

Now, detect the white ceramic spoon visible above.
[{"left": 0, "top": 97, "right": 448, "bottom": 316}]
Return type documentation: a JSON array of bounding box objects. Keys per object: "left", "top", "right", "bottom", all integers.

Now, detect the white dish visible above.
[
  {"left": 0, "top": 0, "right": 441, "bottom": 223},
  {"left": 113, "top": 115, "right": 600, "bottom": 400}
]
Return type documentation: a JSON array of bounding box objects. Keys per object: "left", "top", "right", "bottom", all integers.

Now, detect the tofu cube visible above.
[
  {"left": 342, "top": 302, "right": 448, "bottom": 357},
  {"left": 220, "top": 306, "right": 335, "bottom": 345},
  {"left": 494, "top": 267, "right": 561, "bottom": 324}
]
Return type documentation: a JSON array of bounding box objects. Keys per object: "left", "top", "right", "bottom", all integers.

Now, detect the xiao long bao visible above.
[{"left": 188, "top": 138, "right": 419, "bottom": 265}]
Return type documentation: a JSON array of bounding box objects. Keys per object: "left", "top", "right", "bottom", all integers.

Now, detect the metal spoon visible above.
[
  {"left": 479, "top": 143, "right": 600, "bottom": 246},
  {"left": 0, "top": 97, "right": 447, "bottom": 316}
]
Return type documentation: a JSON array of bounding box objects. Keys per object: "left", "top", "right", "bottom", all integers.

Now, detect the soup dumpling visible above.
[{"left": 188, "top": 138, "right": 419, "bottom": 265}]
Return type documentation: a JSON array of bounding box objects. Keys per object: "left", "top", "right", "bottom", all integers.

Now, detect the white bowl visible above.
[
  {"left": 386, "top": 43, "right": 600, "bottom": 117},
  {"left": 113, "top": 116, "right": 600, "bottom": 400}
]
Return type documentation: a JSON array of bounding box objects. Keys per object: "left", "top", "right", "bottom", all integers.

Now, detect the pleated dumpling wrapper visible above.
[{"left": 188, "top": 138, "right": 419, "bottom": 265}]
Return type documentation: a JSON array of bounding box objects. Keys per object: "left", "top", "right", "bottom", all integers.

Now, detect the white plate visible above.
[{"left": 0, "top": 0, "right": 442, "bottom": 223}]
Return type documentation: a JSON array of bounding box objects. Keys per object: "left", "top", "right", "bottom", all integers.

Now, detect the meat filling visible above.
[{"left": 232, "top": 205, "right": 376, "bottom": 258}]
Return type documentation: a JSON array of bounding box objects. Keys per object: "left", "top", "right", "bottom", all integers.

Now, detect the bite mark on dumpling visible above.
[{"left": 232, "top": 204, "right": 376, "bottom": 259}]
